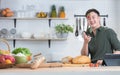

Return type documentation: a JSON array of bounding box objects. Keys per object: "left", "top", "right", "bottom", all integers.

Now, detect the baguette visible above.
[{"left": 30, "top": 54, "right": 46, "bottom": 69}]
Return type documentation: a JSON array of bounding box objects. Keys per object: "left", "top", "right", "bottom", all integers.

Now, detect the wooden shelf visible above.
[
  {"left": 0, "top": 17, "right": 68, "bottom": 20},
  {"left": 2, "top": 37, "right": 67, "bottom": 41}
]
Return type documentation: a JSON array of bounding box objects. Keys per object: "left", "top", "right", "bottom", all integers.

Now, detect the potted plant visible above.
[{"left": 55, "top": 24, "right": 73, "bottom": 38}]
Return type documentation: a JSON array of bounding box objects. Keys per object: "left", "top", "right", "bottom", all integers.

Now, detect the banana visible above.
[
  {"left": 36, "top": 12, "right": 47, "bottom": 18},
  {"left": 0, "top": 50, "right": 10, "bottom": 55}
]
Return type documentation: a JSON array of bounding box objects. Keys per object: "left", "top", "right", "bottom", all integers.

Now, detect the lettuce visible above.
[{"left": 12, "top": 47, "right": 32, "bottom": 56}]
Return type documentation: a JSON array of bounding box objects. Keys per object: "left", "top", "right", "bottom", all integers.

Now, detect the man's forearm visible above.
[
  {"left": 113, "top": 51, "right": 120, "bottom": 54},
  {"left": 81, "top": 42, "right": 89, "bottom": 55}
]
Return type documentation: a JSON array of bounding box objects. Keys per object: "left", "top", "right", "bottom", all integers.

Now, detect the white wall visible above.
[
  {"left": 115, "top": 0, "right": 120, "bottom": 39},
  {"left": 0, "top": 0, "right": 118, "bottom": 61}
]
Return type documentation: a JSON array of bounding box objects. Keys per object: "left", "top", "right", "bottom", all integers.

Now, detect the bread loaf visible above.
[
  {"left": 61, "top": 56, "right": 73, "bottom": 64},
  {"left": 30, "top": 53, "right": 46, "bottom": 69},
  {"left": 72, "top": 55, "right": 91, "bottom": 64}
]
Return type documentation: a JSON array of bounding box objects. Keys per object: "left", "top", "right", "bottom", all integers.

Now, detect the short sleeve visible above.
[{"left": 106, "top": 28, "right": 120, "bottom": 50}]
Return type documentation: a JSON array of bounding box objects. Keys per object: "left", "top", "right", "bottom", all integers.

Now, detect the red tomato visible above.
[
  {"left": 95, "top": 63, "right": 99, "bottom": 67},
  {"left": 89, "top": 63, "right": 94, "bottom": 67}
]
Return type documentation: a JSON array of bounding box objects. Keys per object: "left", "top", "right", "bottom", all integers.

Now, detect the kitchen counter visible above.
[{"left": 1, "top": 66, "right": 120, "bottom": 75}]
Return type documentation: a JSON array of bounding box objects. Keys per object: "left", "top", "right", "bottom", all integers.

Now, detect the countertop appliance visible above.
[{"left": 104, "top": 54, "right": 120, "bottom": 66}]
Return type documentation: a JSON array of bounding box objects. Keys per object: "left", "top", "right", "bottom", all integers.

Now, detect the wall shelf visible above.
[
  {"left": 2, "top": 37, "right": 67, "bottom": 41},
  {"left": 0, "top": 17, "right": 68, "bottom": 20},
  {"left": 0, "top": 17, "right": 68, "bottom": 48}
]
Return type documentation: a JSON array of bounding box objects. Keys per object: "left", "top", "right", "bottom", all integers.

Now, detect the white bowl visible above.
[
  {"left": 21, "top": 32, "right": 32, "bottom": 38},
  {"left": 33, "top": 33, "right": 41, "bottom": 39}
]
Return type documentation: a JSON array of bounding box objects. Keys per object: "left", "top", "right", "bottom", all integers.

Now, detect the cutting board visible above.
[
  {"left": 62, "top": 63, "right": 89, "bottom": 67},
  {"left": 39, "top": 63, "right": 62, "bottom": 68},
  {"left": 16, "top": 63, "right": 90, "bottom": 68},
  {"left": 39, "top": 63, "right": 89, "bottom": 68}
]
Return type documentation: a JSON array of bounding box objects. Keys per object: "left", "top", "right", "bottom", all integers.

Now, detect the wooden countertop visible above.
[
  {"left": 1, "top": 66, "right": 120, "bottom": 75},
  {"left": 1, "top": 66, "right": 120, "bottom": 72}
]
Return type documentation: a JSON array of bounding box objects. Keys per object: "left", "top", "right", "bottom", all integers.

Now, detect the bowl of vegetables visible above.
[{"left": 12, "top": 47, "right": 32, "bottom": 64}]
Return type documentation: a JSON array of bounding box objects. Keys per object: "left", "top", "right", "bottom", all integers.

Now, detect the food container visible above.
[
  {"left": 33, "top": 33, "right": 47, "bottom": 39},
  {"left": 33, "top": 33, "right": 41, "bottom": 39},
  {"left": 21, "top": 32, "right": 32, "bottom": 38}
]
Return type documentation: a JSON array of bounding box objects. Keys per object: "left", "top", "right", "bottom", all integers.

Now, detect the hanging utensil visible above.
[
  {"left": 87, "top": 23, "right": 89, "bottom": 31},
  {"left": 75, "top": 18, "right": 79, "bottom": 37},
  {"left": 78, "top": 18, "right": 84, "bottom": 41},
  {"left": 83, "top": 18, "right": 85, "bottom": 31},
  {"left": 79, "top": 18, "right": 81, "bottom": 32},
  {"left": 103, "top": 17, "right": 106, "bottom": 26}
]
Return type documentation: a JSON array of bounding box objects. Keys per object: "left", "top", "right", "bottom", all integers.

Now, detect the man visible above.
[{"left": 81, "top": 8, "right": 120, "bottom": 65}]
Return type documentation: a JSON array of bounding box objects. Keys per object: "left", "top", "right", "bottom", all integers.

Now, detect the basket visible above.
[
  {"left": 0, "top": 38, "right": 10, "bottom": 54},
  {"left": 0, "top": 39, "right": 14, "bottom": 69},
  {"left": 0, "top": 64, "right": 14, "bottom": 69}
]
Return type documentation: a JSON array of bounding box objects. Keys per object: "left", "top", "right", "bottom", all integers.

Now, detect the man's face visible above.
[{"left": 86, "top": 12, "right": 100, "bottom": 28}]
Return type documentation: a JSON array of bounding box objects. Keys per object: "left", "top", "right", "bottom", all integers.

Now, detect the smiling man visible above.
[{"left": 81, "top": 8, "right": 120, "bottom": 65}]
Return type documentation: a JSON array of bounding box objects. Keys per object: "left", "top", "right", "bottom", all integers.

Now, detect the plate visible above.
[
  {"left": 1, "top": 28, "right": 8, "bottom": 34},
  {"left": 10, "top": 28, "right": 16, "bottom": 34}
]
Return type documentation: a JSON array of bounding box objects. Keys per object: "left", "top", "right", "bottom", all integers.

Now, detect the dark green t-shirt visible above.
[{"left": 86, "top": 26, "right": 120, "bottom": 62}]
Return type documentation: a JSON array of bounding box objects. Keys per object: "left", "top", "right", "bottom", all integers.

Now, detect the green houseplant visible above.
[{"left": 55, "top": 24, "right": 73, "bottom": 38}]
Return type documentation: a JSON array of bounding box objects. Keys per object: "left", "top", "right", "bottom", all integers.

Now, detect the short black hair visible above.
[{"left": 85, "top": 8, "right": 100, "bottom": 17}]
